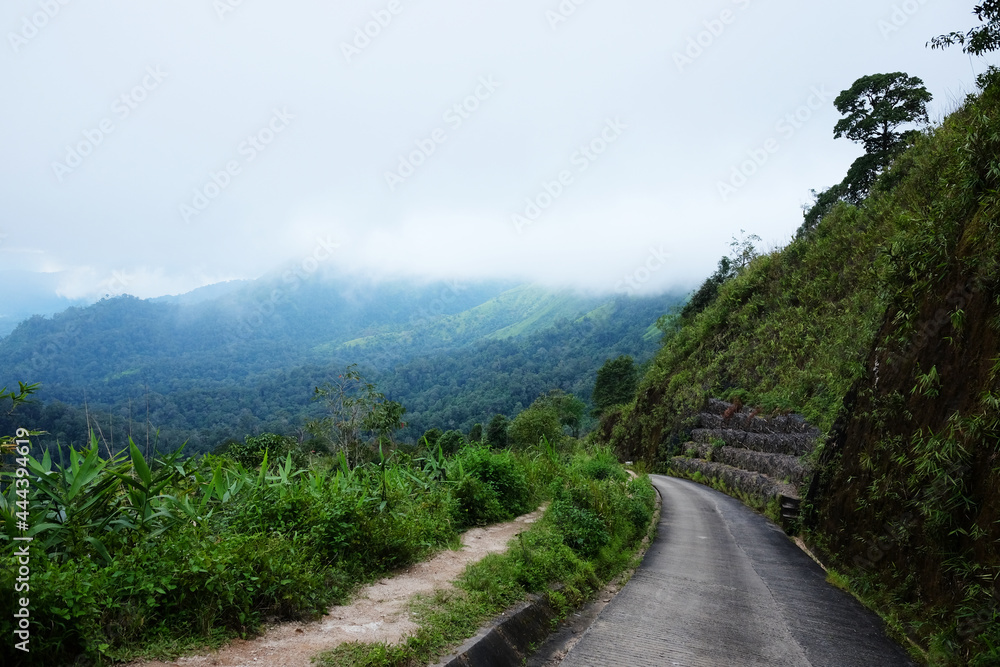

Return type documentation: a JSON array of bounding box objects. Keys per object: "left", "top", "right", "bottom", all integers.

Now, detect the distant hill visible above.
[
  {"left": 0, "top": 271, "right": 680, "bottom": 455},
  {"left": 150, "top": 280, "right": 251, "bottom": 306},
  {"left": 0, "top": 270, "right": 88, "bottom": 337}
]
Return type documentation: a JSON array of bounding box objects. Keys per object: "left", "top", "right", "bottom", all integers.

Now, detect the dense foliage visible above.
[
  {"left": 0, "top": 414, "right": 652, "bottom": 665},
  {"left": 591, "top": 355, "right": 639, "bottom": 415},
  {"left": 315, "top": 445, "right": 655, "bottom": 667},
  {"left": 0, "top": 282, "right": 675, "bottom": 457}
]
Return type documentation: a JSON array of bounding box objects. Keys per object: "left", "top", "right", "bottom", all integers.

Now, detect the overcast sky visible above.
[{"left": 1, "top": 0, "right": 996, "bottom": 306}]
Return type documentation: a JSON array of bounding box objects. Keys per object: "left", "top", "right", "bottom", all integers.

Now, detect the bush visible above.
[
  {"left": 549, "top": 451, "right": 655, "bottom": 561},
  {"left": 438, "top": 430, "right": 465, "bottom": 456},
  {"left": 485, "top": 414, "right": 510, "bottom": 449},
  {"left": 575, "top": 448, "right": 627, "bottom": 482},
  {"left": 508, "top": 407, "right": 562, "bottom": 450},
  {"left": 454, "top": 446, "right": 531, "bottom": 517},
  {"left": 550, "top": 499, "right": 610, "bottom": 557},
  {"left": 452, "top": 475, "right": 506, "bottom": 528},
  {"left": 223, "top": 433, "right": 302, "bottom": 470}
]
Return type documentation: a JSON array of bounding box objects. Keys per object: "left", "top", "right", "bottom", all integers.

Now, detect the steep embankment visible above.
[{"left": 606, "top": 81, "right": 1000, "bottom": 664}]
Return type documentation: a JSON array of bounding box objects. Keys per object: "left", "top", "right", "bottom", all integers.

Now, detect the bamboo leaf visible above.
[
  {"left": 84, "top": 536, "right": 112, "bottom": 565},
  {"left": 129, "top": 438, "right": 153, "bottom": 488}
]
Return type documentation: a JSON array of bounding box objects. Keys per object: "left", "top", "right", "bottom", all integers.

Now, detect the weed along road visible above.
[{"left": 561, "top": 475, "right": 915, "bottom": 667}]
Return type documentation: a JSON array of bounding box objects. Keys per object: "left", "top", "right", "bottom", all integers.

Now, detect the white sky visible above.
[{"left": 1, "top": 0, "right": 995, "bottom": 303}]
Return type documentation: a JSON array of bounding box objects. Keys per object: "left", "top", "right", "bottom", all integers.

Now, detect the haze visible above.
[{"left": 1, "top": 0, "right": 994, "bottom": 308}]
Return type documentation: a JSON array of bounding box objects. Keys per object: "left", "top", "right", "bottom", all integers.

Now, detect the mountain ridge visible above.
[{"left": 1, "top": 272, "right": 681, "bottom": 455}]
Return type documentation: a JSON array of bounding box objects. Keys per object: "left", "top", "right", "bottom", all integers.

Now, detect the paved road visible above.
[{"left": 562, "top": 475, "right": 915, "bottom": 667}]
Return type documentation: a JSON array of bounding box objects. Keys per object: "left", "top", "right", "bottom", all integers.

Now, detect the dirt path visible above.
[{"left": 129, "top": 507, "right": 544, "bottom": 667}]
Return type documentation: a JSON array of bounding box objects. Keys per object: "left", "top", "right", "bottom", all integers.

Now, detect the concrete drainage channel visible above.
[
  {"left": 432, "top": 482, "right": 662, "bottom": 667},
  {"left": 430, "top": 594, "right": 560, "bottom": 667}
]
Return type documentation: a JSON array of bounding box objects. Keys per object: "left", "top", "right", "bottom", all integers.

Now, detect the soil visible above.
[{"left": 128, "top": 507, "right": 545, "bottom": 667}]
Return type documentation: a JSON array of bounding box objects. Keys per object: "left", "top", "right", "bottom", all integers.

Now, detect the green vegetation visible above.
[
  {"left": 314, "top": 447, "right": 656, "bottom": 667},
  {"left": 1, "top": 364, "right": 652, "bottom": 667},
  {"left": 931, "top": 2, "right": 1000, "bottom": 56},
  {"left": 507, "top": 398, "right": 564, "bottom": 450},
  {"left": 0, "top": 282, "right": 677, "bottom": 457},
  {"left": 801, "top": 72, "right": 932, "bottom": 235},
  {"left": 306, "top": 364, "right": 407, "bottom": 467},
  {"left": 606, "top": 55, "right": 1000, "bottom": 664},
  {"left": 485, "top": 414, "right": 511, "bottom": 449},
  {"left": 606, "top": 195, "right": 886, "bottom": 463},
  {"left": 591, "top": 355, "right": 639, "bottom": 416}
]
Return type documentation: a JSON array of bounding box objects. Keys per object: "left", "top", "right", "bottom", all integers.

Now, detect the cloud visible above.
[{"left": 1, "top": 0, "right": 996, "bottom": 307}]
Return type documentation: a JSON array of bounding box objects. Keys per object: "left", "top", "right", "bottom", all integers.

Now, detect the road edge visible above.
[{"left": 430, "top": 477, "right": 663, "bottom": 667}]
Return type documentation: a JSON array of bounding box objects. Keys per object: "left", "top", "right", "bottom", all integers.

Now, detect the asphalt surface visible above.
[{"left": 561, "top": 475, "right": 916, "bottom": 667}]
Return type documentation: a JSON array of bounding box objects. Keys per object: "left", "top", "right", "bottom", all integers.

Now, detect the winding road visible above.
[{"left": 561, "top": 475, "right": 915, "bottom": 666}]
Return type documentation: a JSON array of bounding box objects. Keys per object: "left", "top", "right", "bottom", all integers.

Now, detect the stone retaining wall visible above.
[{"left": 671, "top": 398, "right": 823, "bottom": 529}]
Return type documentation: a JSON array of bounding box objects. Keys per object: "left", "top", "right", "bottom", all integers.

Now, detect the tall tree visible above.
[
  {"left": 531, "top": 389, "right": 586, "bottom": 438},
  {"left": 834, "top": 73, "right": 932, "bottom": 154},
  {"left": 833, "top": 73, "right": 932, "bottom": 201},
  {"left": 592, "top": 355, "right": 638, "bottom": 415},
  {"left": 485, "top": 414, "right": 510, "bottom": 449}
]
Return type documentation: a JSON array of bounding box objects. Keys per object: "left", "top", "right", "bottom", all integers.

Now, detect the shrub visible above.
[
  {"left": 485, "top": 414, "right": 510, "bottom": 449},
  {"left": 224, "top": 433, "right": 302, "bottom": 470},
  {"left": 452, "top": 474, "right": 506, "bottom": 528},
  {"left": 575, "top": 448, "right": 627, "bottom": 482},
  {"left": 508, "top": 406, "right": 562, "bottom": 450},
  {"left": 454, "top": 446, "right": 531, "bottom": 517},
  {"left": 437, "top": 430, "right": 465, "bottom": 456},
  {"left": 550, "top": 499, "right": 610, "bottom": 557}
]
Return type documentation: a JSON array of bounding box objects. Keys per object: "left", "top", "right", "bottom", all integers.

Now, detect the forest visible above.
[{"left": 0, "top": 278, "right": 678, "bottom": 458}]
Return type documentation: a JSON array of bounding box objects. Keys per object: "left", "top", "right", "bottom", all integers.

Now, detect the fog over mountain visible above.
[{"left": 2, "top": 1, "right": 995, "bottom": 313}]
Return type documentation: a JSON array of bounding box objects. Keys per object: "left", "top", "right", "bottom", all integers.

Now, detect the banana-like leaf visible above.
[
  {"left": 129, "top": 439, "right": 153, "bottom": 488},
  {"left": 84, "top": 535, "right": 112, "bottom": 565}
]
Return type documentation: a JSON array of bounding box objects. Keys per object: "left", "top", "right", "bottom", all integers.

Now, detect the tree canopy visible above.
[
  {"left": 507, "top": 403, "right": 562, "bottom": 449},
  {"left": 530, "top": 389, "right": 586, "bottom": 438},
  {"left": 833, "top": 73, "right": 932, "bottom": 158},
  {"left": 485, "top": 414, "right": 510, "bottom": 449},
  {"left": 930, "top": 2, "right": 1000, "bottom": 55},
  {"left": 592, "top": 355, "right": 639, "bottom": 415},
  {"left": 799, "top": 73, "right": 932, "bottom": 236}
]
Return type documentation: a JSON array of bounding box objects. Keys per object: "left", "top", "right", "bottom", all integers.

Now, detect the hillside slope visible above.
[
  {"left": 0, "top": 276, "right": 677, "bottom": 455},
  {"left": 605, "top": 82, "right": 1000, "bottom": 664}
]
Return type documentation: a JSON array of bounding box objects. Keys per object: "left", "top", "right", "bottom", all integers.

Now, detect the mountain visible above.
[
  {"left": 0, "top": 271, "right": 679, "bottom": 455},
  {"left": 150, "top": 280, "right": 251, "bottom": 306},
  {"left": 605, "top": 81, "right": 1000, "bottom": 663},
  {"left": 0, "top": 270, "right": 88, "bottom": 337}
]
